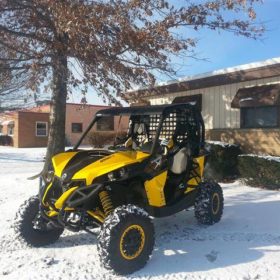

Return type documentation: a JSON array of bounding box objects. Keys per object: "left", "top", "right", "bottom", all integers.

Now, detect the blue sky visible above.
[
  {"left": 171, "top": 0, "right": 280, "bottom": 78},
  {"left": 72, "top": 0, "right": 280, "bottom": 105}
]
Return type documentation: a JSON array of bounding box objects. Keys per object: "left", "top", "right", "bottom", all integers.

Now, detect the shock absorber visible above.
[{"left": 99, "top": 191, "right": 114, "bottom": 216}]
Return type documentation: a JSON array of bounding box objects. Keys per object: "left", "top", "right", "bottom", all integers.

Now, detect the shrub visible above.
[
  {"left": 238, "top": 155, "right": 280, "bottom": 190},
  {"left": 204, "top": 141, "right": 242, "bottom": 181},
  {"left": 0, "top": 135, "right": 13, "bottom": 146},
  {"left": 87, "top": 131, "right": 127, "bottom": 148}
]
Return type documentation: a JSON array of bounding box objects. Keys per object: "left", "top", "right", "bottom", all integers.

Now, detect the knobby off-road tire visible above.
[
  {"left": 97, "top": 205, "right": 155, "bottom": 275},
  {"left": 15, "top": 196, "right": 64, "bottom": 247},
  {"left": 194, "top": 182, "right": 224, "bottom": 225}
]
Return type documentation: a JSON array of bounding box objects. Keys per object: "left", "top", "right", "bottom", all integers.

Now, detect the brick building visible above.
[{"left": 0, "top": 103, "right": 127, "bottom": 148}]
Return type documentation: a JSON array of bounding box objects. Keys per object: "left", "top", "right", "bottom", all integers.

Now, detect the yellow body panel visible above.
[
  {"left": 52, "top": 152, "right": 78, "bottom": 177},
  {"left": 195, "top": 156, "right": 205, "bottom": 177},
  {"left": 47, "top": 208, "right": 105, "bottom": 222},
  {"left": 42, "top": 182, "right": 53, "bottom": 206},
  {"left": 44, "top": 150, "right": 149, "bottom": 217},
  {"left": 187, "top": 177, "right": 201, "bottom": 186},
  {"left": 54, "top": 187, "right": 78, "bottom": 209},
  {"left": 47, "top": 210, "right": 58, "bottom": 217},
  {"left": 185, "top": 155, "right": 205, "bottom": 193},
  {"left": 144, "top": 171, "right": 167, "bottom": 207},
  {"left": 72, "top": 151, "right": 149, "bottom": 185},
  {"left": 47, "top": 207, "right": 75, "bottom": 217}
]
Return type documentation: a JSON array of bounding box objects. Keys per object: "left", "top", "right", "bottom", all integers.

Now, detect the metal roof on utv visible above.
[{"left": 95, "top": 103, "right": 197, "bottom": 117}]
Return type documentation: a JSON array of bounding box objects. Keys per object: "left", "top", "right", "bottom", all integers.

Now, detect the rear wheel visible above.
[
  {"left": 97, "top": 205, "right": 154, "bottom": 275},
  {"left": 15, "top": 196, "right": 64, "bottom": 247},
  {"left": 194, "top": 182, "right": 224, "bottom": 225}
]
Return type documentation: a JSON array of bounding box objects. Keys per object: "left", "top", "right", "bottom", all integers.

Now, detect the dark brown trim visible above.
[
  {"left": 124, "top": 63, "right": 280, "bottom": 100},
  {"left": 172, "top": 94, "right": 202, "bottom": 111},
  {"left": 231, "top": 84, "right": 280, "bottom": 108}
]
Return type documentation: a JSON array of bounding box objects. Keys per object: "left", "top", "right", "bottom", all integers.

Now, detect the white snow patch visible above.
[
  {"left": 0, "top": 146, "right": 280, "bottom": 280},
  {"left": 206, "top": 140, "right": 239, "bottom": 148},
  {"left": 239, "top": 154, "right": 280, "bottom": 163},
  {"left": 239, "top": 97, "right": 254, "bottom": 102}
]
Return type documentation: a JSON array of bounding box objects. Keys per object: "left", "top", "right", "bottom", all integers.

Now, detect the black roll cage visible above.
[{"left": 73, "top": 103, "right": 205, "bottom": 155}]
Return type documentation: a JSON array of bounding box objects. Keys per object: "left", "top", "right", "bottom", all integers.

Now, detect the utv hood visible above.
[{"left": 52, "top": 150, "right": 149, "bottom": 185}]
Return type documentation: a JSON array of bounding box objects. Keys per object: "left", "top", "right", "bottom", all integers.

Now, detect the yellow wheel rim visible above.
[
  {"left": 212, "top": 193, "right": 220, "bottom": 215},
  {"left": 120, "top": 224, "right": 145, "bottom": 260}
]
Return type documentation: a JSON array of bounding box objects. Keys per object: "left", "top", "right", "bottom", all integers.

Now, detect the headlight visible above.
[
  {"left": 108, "top": 172, "right": 115, "bottom": 181},
  {"left": 107, "top": 168, "right": 128, "bottom": 181},
  {"left": 44, "top": 170, "right": 54, "bottom": 183}
]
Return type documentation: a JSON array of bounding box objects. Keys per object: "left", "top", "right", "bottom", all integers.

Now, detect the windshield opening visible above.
[
  {"left": 74, "top": 105, "right": 201, "bottom": 155},
  {"left": 112, "top": 107, "right": 200, "bottom": 155},
  {"left": 112, "top": 114, "right": 160, "bottom": 154}
]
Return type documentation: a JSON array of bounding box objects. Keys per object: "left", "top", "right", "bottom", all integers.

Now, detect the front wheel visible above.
[
  {"left": 97, "top": 205, "right": 155, "bottom": 275},
  {"left": 15, "top": 196, "right": 64, "bottom": 247},
  {"left": 194, "top": 182, "right": 224, "bottom": 225}
]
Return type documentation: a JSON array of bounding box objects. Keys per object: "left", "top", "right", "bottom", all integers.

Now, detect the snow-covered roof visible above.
[
  {"left": 1, "top": 120, "right": 14, "bottom": 125},
  {"left": 128, "top": 57, "right": 280, "bottom": 92},
  {"left": 159, "top": 57, "right": 280, "bottom": 86}
]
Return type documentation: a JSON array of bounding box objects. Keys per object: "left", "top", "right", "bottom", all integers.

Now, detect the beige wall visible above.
[
  {"left": 207, "top": 129, "right": 280, "bottom": 156},
  {"left": 147, "top": 76, "right": 280, "bottom": 129}
]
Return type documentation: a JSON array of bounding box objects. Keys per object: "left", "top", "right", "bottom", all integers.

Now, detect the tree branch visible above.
[{"left": 0, "top": 25, "right": 52, "bottom": 44}]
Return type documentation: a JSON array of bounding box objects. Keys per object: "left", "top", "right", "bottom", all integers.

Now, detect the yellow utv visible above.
[{"left": 16, "top": 103, "right": 224, "bottom": 275}]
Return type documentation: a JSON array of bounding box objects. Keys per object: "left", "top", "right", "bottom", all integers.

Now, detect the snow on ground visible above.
[{"left": 0, "top": 146, "right": 279, "bottom": 280}]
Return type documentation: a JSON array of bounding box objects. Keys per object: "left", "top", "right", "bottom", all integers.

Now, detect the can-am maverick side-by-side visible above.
[{"left": 16, "top": 103, "right": 223, "bottom": 275}]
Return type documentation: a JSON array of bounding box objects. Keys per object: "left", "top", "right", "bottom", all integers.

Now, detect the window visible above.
[
  {"left": 241, "top": 106, "right": 278, "bottom": 128},
  {"left": 72, "top": 123, "right": 83, "bottom": 133},
  {"left": 36, "top": 122, "right": 48, "bottom": 136},
  {"left": 7, "top": 124, "right": 14, "bottom": 136},
  {"left": 97, "top": 116, "right": 114, "bottom": 131}
]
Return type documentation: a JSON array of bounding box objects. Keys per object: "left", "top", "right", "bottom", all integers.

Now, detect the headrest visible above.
[{"left": 134, "top": 123, "right": 146, "bottom": 135}]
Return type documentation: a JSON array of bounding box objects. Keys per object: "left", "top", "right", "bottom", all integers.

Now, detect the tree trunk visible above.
[{"left": 43, "top": 54, "right": 68, "bottom": 173}]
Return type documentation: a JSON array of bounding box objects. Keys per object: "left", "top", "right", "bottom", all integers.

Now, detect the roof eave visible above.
[{"left": 124, "top": 62, "right": 280, "bottom": 101}]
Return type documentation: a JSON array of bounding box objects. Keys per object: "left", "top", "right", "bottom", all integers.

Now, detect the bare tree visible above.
[{"left": 0, "top": 0, "right": 264, "bottom": 171}]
